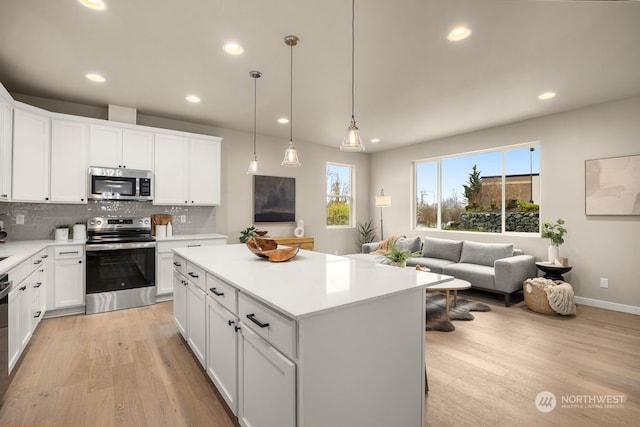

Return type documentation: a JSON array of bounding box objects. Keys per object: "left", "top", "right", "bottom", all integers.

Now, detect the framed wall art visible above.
[{"left": 585, "top": 154, "right": 640, "bottom": 215}]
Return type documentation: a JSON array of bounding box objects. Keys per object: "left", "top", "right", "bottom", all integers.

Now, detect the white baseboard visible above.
[{"left": 574, "top": 296, "right": 640, "bottom": 315}]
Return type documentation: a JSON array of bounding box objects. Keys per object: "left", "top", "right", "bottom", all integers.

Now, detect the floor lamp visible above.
[{"left": 375, "top": 189, "right": 391, "bottom": 240}]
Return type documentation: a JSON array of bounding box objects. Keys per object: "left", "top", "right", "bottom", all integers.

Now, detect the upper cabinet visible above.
[
  {"left": 50, "top": 119, "right": 88, "bottom": 204},
  {"left": 0, "top": 98, "right": 12, "bottom": 201},
  {"left": 12, "top": 107, "right": 50, "bottom": 202},
  {"left": 154, "top": 133, "right": 221, "bottom": 206},
  {"left": 89, "top": 124, "right": 154, "bottom": 170}
]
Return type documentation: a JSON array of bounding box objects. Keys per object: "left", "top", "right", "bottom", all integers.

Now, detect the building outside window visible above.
[
  {"left": 326, "top": 162, "right": 354, "bottom": 227},
  {"left": 414, "top": 144, "right": 540, "bottom": 233}
]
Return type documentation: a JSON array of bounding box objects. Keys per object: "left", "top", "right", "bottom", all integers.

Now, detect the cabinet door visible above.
[
  {"left": 154, "top": 133, "right": 188, "bottom": 205},
  {"left": 12, "top": 108, "right": 50, "bottom": 202},
  {"left": 187, "top": 282, "right": 207, "bottom": 367},
  {"left": 89, "top": 124, "right": 122, "bottom": 168},
  {"left": 0, "top": 100, "right": 12, "bottom": 200},
  {"left": 157, "top": 252, "right": 174, "bottom": 295},
  {"left": 54, "top": 257, "right": 85, "bottom": 308},
  {"left": 173, "top": 272, "right": 188, "bottom": 338},
  {"left": 188, "top": 137, "right": 221, "bottom": 205},
  {"left": 18, "top": 277, "right": 33, "bottom": 351},
  {"left": 8, "top": 286, "right": 21, "bottom": 373},
  {"left": 207, "top": 297, "right": 238, "bottom": 414},
  {"left": 50, "top": 119, "right": 88, "bottom": 203},
  {"left": 122, "top": 129, "right": 153, "bottom": 170},
  {"left": 238, "top": 325, "right": 296, "bottom": 427}
]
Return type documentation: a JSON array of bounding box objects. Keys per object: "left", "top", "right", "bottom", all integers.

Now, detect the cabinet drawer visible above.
[
  {"left": 186, "top": 261, "right": 205, "bottom": 291},
  {"left": 239, "top": 293, "right": 295, "bottom": 359},
  {"left": 9, "top": 258, "right": 33, "bottom": 286},
  {"left": 206, "top": 273, "right": 237, "bottom": 313},
  {"left": 157, "top": 238, "right": 224, "bottom": 254},
  {"left": 172, "top": 255, "right": 187, "bottom": 276},
  {"left": 54, "top": 245, "right": 84, "bottom": 259}
]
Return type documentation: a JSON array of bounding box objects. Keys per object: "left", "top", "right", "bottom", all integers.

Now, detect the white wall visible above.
[{"left": 369, "top": 96, "right": 640, "bottom": 309}]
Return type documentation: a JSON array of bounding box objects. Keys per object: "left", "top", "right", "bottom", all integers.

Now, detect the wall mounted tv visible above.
[{"left": 253, "top": 175, "right": 296, "bottom": 223}]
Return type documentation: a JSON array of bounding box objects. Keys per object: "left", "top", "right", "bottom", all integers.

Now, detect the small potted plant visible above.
[
  {"left": 541, "top": 218, "right": 567, "bottom": 263},
  {"left": 239, "top": 225, "right": 259, "bottom": 243},
  {"left": 378, "top": 241, "right": 420, "bottom": 268},
  {"left": 54, "top": 224, "right": 71, "bottom": 241}
]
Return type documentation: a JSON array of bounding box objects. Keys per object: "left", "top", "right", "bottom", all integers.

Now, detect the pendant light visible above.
[
  {"left": 247, "top": 70, "right": 262, "bottom": 174},
  {"left": 341, "top": 0, "right": 365, "bottom": 151},
  {"left": 281, "top": 35, "right": 301, "bottom": 167}
]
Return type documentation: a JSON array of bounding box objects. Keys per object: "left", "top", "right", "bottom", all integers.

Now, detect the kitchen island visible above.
[{"left": 173, "top": 244, "right": 452, "bottom": 427}]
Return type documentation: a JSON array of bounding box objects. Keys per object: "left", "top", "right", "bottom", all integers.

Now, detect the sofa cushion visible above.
[
  {"left": 444, "top": 263, "right": 496, "bottom": 290},
  {"left": 421, "top": 237, "right": 463, "bottom": 262},
  {"left": 459, "top": 241, "right": 514, "bottom": 267},
  {"left": 394, "top": 236, "right": 422, "bottom": 253},
  {"left": 407, "top": 257, "right": 456, "bottom": 274}
]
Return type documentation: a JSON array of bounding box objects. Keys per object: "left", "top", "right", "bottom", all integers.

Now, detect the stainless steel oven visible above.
[
  {"left": 0, "top": 273, "right": 11, "bottom": 404},
  {"left": 85, "top": 217, "right": 156, "bottom": 314}
]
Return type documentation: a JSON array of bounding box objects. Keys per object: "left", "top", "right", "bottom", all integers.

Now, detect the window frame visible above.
[{"left": 326, "top": 162, "right": 355, "bottom": 229}]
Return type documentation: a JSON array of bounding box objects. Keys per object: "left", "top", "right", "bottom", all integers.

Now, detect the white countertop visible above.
[
  {"left": 155, "top": 233, "right": 227, "bottom": 242},
  {"left": 0, "top": 239, "right": 84, "bottom": 274},
  {"left": 173, "top": 244, "right": 453, "bottom": 319}
]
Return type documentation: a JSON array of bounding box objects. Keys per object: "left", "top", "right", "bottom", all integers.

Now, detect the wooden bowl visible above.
[
  {"left": 263, "top": 246, "right": 299, "bottom": 262},
  {"left": 255, "top": 230, "right": 268, "bottom": 236},
  {"left": 245, "top": 237, "right": 277, "bottom": 258}
]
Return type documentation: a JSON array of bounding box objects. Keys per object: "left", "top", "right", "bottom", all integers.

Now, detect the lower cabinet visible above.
[
  {"left": 173, "top": 273, "right": 188, "bottom": 338},
  {"left": 187, "top": 282, "right": 206, "bottom": 366},
  {"left": 53, "top": 245, "right": 85, "bottom": 309},
  {"left": 238, "top": 325, "right": 296, "bottom": 427},
  {"left": 206, "top": 296, "right": 238, "bottom": 414}
]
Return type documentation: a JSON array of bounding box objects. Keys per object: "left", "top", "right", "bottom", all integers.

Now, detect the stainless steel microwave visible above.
[{"left": 88, "top": 167, "right": 153, "bottom": 201}]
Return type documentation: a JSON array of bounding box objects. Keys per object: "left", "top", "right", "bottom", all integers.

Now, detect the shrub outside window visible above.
[{"left": 326, "top": 162, "right": 354, "bottom": 227}]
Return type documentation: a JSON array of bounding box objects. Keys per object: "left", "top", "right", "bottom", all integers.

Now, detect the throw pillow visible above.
[
  {"left": 459, "top": 241, "right": 514, "bottom": 267},
  {"left": 394, "top": 236, "right": 422, "bottom": 253},
  {"left": 421, "top": 237, "right": 463, "bottom": 262}
]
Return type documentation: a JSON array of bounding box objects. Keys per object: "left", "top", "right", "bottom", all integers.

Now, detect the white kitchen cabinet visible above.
[
  {"left": 50, "top": 119, "right": 88, "bottom": 203},
  {"left": 31, "top": 250, "right": 48, "bottom": 331},
  {"left": 0, "top": 99, "right": 12, "bottom": 201},
  {"left": 156, "top": 237, "right": 225, "bottom": 297},
  {"left": 206, "top": 296, "right": 239, "bottom": 415},
  {"left": 173, "top": 271, "right": 188, "bottom": 338},
  {"left": 187, "top": 280, "right": 207, "bottom": 367},
  {"left": 238, "top": 325, "right": 296, "bottom": 427},
  {"left": 154, "top": 133, "right": 221, "bottom": 206},
  {"left": 12, "top": 107, "right": 50, "bottom": 202},
  {"left": 89, "top": 124, "right": 153, "bottom": 170},
  {"left": 53, "top": 245, "right": 85, "bottom": 309}
]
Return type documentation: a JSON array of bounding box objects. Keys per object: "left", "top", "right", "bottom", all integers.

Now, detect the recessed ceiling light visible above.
[
  {"left": 447, "top": 26, "right": 472, "bottom": 42},
  {"left": 85, "top": 73, "right": 105, "bottom": 83},
  {"left": 277, "top": 118, "right": 289, "bottom": 124},
  {"left": 370, "top": 138, "right": 380, "bottom": 143},
  {"left": 185, "top": 95, "right": 201, "bottom": 103},
  {"left": 78, "top": 0, "right": 106, "bottom": 11},
  {"left": 538, "top": 91, "right": 556, "bottom": 100},
  {"left": 223, "top": 42, "right": 244, "bottom": 55}
]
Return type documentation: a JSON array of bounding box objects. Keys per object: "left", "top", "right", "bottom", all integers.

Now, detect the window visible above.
[
  {"left": 414, "top": 144, "right": 540, "bottom": 233},
  {"left": 326, "top": 162, "right": 354, "bottom": 227}
]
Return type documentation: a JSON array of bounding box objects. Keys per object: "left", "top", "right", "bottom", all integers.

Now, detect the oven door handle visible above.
[{"left": 86, "top": 242, "right": 157, "bottom": 251}]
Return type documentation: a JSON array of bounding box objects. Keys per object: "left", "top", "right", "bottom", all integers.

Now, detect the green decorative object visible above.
[
  {"left": 356, "top": 219, "right": 377, "bottom": 246},
  {"left": 541, "top": 218, "right": 567, "bottom": 247},
  {"left": 378, "top": 241, "right": 420, "bottom": 268},
  {"left": 239, "top": 226, "right": 259, "bottom": 243}
]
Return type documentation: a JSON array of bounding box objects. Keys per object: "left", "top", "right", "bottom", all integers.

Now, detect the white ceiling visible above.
[{"left": 0, "top": 0, "right": 639, "bottom": 152}]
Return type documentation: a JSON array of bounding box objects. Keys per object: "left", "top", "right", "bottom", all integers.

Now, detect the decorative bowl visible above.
[
  {"left": 255, "top": 230, "right": 268, "bottom": 236},
  {"left": 246, "top": 237, "right": 277, "bottom": 258},
  {"left": 263, "top": 246, "right": 299, "bottom": 262}
]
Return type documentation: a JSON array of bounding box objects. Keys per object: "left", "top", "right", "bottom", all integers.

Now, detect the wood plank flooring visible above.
[{"left": 0, "top": 297, "right": 637, "bottom": 426}]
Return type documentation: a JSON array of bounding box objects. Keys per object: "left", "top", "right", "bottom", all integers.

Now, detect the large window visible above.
[
  {"left": 415, "top": 144, "right": 540, "bottom": 233},
  {"left": 326, "top": 162, "right": 354, "bottom": 227}
]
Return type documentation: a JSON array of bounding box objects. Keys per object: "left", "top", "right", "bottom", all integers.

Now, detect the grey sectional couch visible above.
[{"left": 361, "top": 236, "right": 536, "bottom": 306}]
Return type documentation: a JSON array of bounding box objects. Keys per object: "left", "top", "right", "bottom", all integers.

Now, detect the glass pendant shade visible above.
[
  {"left": 341, "top": 117, "right": 365, "bottom": 151},
  {"left": 247, "top": 154, "right": 260, "bottom": 174},
  {"left": 281, "top": 141, "right": 300, "bottom": 166}
]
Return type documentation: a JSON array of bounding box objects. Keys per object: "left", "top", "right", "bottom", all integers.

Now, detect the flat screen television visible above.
[{"left": 253, "top": 175, "right": 296, "bottom": 222}]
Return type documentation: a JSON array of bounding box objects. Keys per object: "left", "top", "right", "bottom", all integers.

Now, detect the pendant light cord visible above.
[
  {"left": 290, "top": 42, "right": 294, "bottom": 143},
  {"left": 351, "top": 0, "right": 355, "bottom": 120},
  {"left": 253, "top": 75, "right": 257, "bottom": 156}
]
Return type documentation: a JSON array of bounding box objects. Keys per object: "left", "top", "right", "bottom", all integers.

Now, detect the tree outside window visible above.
[{"left": 326, "top": 163, "right": 354, "bottom": 227}]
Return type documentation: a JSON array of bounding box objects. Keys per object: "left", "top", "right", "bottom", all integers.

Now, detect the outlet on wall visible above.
[
  {"left": 600, "top": 278, "right": 609, "bottom": 288},
  {"left": 16, "top": 214, "right": 24, "bottom": 225},
  {"left": 180, "top": 215, "right": 186, "bottom": 223}
]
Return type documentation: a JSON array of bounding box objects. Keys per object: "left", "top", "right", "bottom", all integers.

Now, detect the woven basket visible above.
[{"left": 523, "top": 278, "right": 556, "bottom": 315}]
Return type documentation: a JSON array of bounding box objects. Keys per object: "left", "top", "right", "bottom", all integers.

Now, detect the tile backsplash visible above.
[{"left": 0, "top": 201, "right": 217, "bottom": 241}]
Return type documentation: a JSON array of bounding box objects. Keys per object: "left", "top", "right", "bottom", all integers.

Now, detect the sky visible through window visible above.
[{"left": 326, "top": 163, "right": 351, "bottom": 194}]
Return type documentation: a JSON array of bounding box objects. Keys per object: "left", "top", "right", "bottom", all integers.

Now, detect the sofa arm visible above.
[
  {"left": 362, "top": 242, "right": 380, "bottom": 254},
  {"left": 494, "top": 255, "right": 537, "bottom": 293}
]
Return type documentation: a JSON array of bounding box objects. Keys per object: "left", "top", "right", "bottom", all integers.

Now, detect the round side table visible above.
[{"left": 535, "top": 262, "right": 572, "bottom": 281}]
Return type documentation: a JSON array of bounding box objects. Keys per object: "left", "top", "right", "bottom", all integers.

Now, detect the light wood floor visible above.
[{"left": 0, "top": 298, "right": 637, "bottom": 427}]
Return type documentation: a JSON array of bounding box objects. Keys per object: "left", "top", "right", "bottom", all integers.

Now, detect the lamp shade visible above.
[{"left": 375, "top": 195, "right": 391, "bottom": 207}]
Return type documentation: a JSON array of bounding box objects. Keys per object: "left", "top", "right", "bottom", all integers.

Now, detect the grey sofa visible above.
[{"left": 361, "top": 236, "right": 536, "bottom": 306}]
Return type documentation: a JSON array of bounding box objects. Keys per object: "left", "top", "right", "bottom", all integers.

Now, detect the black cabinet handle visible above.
[
  {"left": 209, "top": 287, "right": 224, "bottom": 296},
  {"left": 34, "top": 259, "right": 42, "bottom": 264},
  {"left": 228, "top": 319, "right": 234, "bottom": 326},
  {"left": 20, "top": 286, "right": 26, "bottom": 291},
  {"left": 34, "top": 282, "right": 42, "bottom": 288},
  {"left": 187, "top": 244, "right": 201, "bottom": 247},
  {"left": 78, "top": 260, "right": 82, "bottom": 264},
  {"left": 173, "top": 261, "right": 182, "bottom": 267},
  {"left": 182, "top": 280, "right": 188, "bottom": 286},
  {"left": 246, "top": 313, "right": 269, "bottom": 328},
  {"left": 188, "top": 272, "right": 199, "bottom": 278},
  {"left": 41, "top": 254, "right": 48, "bottom": 259},
  {"left": 59, "top": 251, "right": 79, "bottom": 255},
  {"left": 234, "top": 326, "right": 241, "bottom": 332},
  {"left": 34, "top": 311, "right": 42, "bottom": 318}
]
